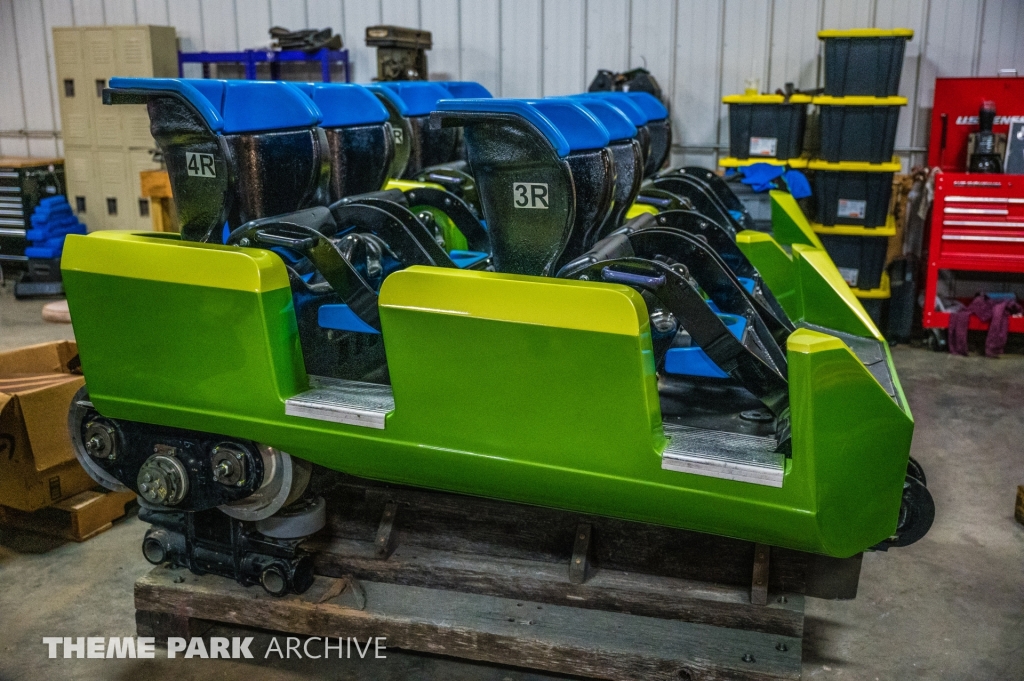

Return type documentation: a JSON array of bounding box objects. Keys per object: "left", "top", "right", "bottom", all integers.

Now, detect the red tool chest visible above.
[{"left": 922, "top": 172, "right": 1024, "bottom": 333}]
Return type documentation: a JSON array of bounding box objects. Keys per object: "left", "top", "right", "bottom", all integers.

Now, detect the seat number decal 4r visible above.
[
  {"left": 513, "top": 182, "right": 548, "bottom": 209},
  {"left": 186, "top": 152, "right": 216, "bottom": 178}
]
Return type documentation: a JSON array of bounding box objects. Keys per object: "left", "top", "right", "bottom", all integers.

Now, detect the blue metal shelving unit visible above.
[{"left": 178, "top": 47, "right": 350, "bottom": 83}]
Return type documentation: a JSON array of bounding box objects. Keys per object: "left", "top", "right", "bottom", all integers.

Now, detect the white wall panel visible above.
[
  {"left": 977, "top": 0, "right": 1024, "bottom": 77},
  {"left": 585, "top": 0, "right": 629, "bottom": 80},
  {"left": 12, "top": 0, "right": 60, "bottom": 157},
  {"left": 201, "top": 0, "right": 240, "bottom": 51},
  {"left": 822, "top": 0, "right": 871, "bottom": 31},
  {"left": 672, "top": 0, "right": 722, "bottom": 162},
  {"left": 134, "top": 0, "right": 169, "bottom": 26},
  {"left": 71, "top": 0, "right": 105, "bottom": 25},
  {"left": 0, "top": 0, "right": 30, "bottom": 156},
  {"left": 381, "top": 0, "right": 419, "bottom": 27},
  {"left": 342, "top": 0, "right": 381, "bottom": 83},
  {"left": 421, "top": 0, "right": 460, "bottom": 80},
  {"left": 543, "top": 0, "right": 585, "bottom": 96},
  {"left": 500, "top": 0, "right": 542, "bottom": 98},
  {"left": 459, "top": 0, "right": 500, "bottom": 95},
  {"left": 103, "top": 0, "right": 136, "bottom": 24},
  {"left": 167, "top": 0, "right": 204, "bottom": 50},
  {"left": 630, "top": 0, "right": 675, "bottom": 98},
  {"left": 5, "top": 0, "right": 1024, "bottom": 165},
  {"left": 236, "top": 1, "right": 272, "bottom": 51},
  {"left": 269, "top": 0, "right": 307, "bottom": 31},
  {"left": 767, "top": 0, "right": 821, "bottom": 92}
]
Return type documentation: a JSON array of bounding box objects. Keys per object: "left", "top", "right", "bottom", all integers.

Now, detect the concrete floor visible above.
[{"left": 0, "top": 284, "right": 1022, "bottom": 680}]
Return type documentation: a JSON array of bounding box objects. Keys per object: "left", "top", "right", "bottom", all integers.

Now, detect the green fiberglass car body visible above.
[
  {"left": 63, "top": 220, "right": 912, "bottom": 558},
  {"left": 60, "top": 80, "right": 929, "bottom": 600}
]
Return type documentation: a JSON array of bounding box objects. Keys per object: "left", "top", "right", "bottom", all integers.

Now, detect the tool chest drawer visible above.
[{"left": 933, "top": 174, "right": 1024, "bottom": 263}]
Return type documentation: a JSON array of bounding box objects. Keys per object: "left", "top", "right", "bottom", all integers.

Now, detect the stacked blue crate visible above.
[{"left": 24, "top": 196, "right": 87, "bottom": 260}]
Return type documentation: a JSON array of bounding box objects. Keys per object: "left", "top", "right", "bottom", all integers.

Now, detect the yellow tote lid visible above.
[
  {"left": 811, "top": 214, "right": 897, "bottom": 237},
  {"left": 719, "top": 156, "right": 810, "bottom": 168},
  {"left": 812, "top": 95, "right": 907, "bottom": 106},
  {"left": 818, "top": 28, "right": 913, "bottom": 39},
  {"left": 723, "top": 93, "right": 812, "bottom": 105},
  {"left": 808, "top": 157, "right": 901, "bottom": 172},
  {"left": 852, "top": 272, "right": 892, "bottom": 299}
]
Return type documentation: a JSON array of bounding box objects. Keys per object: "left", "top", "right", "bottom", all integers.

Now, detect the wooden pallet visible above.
[
  {"left": 135, "top": 474, "right": 863, "bottom": 680},
  {"left": 0, "top": 488, "right": 136, "bottom": 541}
]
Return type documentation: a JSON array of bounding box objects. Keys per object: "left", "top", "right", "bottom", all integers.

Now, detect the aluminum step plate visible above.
[
  {"left": 661, "top": 423, "right": 785, "bottom": 487},
  {"left": 285, "top": 376, "right": 395, "bottom": 429}
]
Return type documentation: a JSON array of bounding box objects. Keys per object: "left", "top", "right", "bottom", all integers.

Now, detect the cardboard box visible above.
[{"left": 0, "top": 341, "right": 94, "bottom": 512}]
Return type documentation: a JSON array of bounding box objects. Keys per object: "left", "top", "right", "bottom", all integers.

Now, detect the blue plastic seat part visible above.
[
  {"left": 549, "top": 98, "right": 637, "bottom": 142},
  {"left": 108, "top": 77, "right": 322, "bottom": 134},
  {"left": 318, "top": 304, "right": 381, "bottom": 334},
  {"left": 663, "top": 313, "right": 747, "bottom": 379},
  {"left": 435, "top": 98, "right": 610, "bottom": 157},
  {"left": 293, "top": 83, "right": 389, "bottom": 127},
  {"left": 623, "top": 91, "right": 669, "bottom": 121},
  {"left": 573, "top": 92, "right": 648, "bottom": 126},
  {"left": 438, "top": 81, "right": 493, "bottom": 99},
  {"left": 26, "top": 246, "right": 63, "bottom": 259},
  {"left": 378, "top": 81, "right": 457, "bottom": 116},
  {"left": 448, "top": 250, "right": 489, "bottom": 269}
]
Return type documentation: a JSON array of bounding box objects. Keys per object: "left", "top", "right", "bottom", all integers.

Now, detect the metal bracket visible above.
[
  {"left": 751, "top": 543, "right": 770, "bottom": 606},
  {"left": 374, "top": 501, "right": 399, "bottom": 560},
  {"left": 569, "top": 523, "right": 592, "bottom": 584}
]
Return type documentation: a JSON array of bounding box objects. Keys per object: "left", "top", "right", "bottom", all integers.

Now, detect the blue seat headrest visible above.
[
  {"left": 435, "top": 98, "right": 610, "bottom": 158},
  {"left": 623, "top": 91, "right": 669, "bottom": 121},
  {"left": 377, "top": 81, "right": 457, "bottom": 116},
  {"left": 108, "top": 77, "right": 323, "bottom": 134},
  {"left": 293, "top": 83, "right": 389, "bottom": 127},
  {"left": 554, "top": 97, "right": 636, "bottom": 142},
  {"left": 573, "top": 92, "right": 648, "bottom": 126},
  {"left": 439, "top": 81, "right": 493, "bottom": 99}
]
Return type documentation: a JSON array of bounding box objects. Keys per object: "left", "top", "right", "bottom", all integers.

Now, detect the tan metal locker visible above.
[
  {"left": 64, "top": 150, "right": 97, "bottom": 231},
  {"left": 96, "top": 151, "right": 130, "bottom": 230}
]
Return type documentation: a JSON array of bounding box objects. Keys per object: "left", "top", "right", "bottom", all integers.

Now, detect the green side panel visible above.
[
  {"left": 61, "top": 236, "right": 912, "bottom": 557},
  {"left": 787, "top": 330, "right": 914, "bottom": 555},
  {"left": 792, "top": 245, "right": 882, "bottom": 340},
  {"left": 770, "top": 190, "right": 824, "bottom": 249},
  {"left": 62, "top": 232, "right": 308, "bottom": 429},
  {"left": 737, "top": 232, "right": 881, "bottom": 339}
]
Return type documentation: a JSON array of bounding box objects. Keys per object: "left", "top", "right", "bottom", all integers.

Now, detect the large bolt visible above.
[
  {"left": 137, "top": 452, "right": 188, "bottom": 506},
  {"left": 210, "top": 444, "right": 248, "bottom": 487},
  {"left": 82, "top": 420, "right": 118, "bottom": 461}
]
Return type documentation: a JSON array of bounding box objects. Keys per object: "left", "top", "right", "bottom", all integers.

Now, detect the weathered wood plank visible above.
[
  {"left": 136, "top": 566, "right": 802, "bottom": 681},
  {"left": 308, "top": 536, "right": 805, "bottom": 637}
]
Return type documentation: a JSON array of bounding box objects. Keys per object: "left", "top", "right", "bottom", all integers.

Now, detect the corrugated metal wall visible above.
[{"left": 2, "top": 0, "right": 1024, "bottom": 170}]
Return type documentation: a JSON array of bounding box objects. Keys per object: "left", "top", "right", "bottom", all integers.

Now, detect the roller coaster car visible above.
[{"left": 64, "top": 81, "right": 931, "bottom": 596}]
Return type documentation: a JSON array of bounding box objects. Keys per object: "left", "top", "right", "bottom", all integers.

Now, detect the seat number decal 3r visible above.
[
  {"left": 186, "top": 152, "right": 216, "bottom": 178},
  {"left": 513, "top": 182, "right": 548, "bottom": 209}
]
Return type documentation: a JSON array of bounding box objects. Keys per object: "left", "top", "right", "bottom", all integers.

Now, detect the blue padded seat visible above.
[
  {"left": 293, "top": 83, "right": 389, "bottom": 128},
  {"left": 109, "top": 77, "right": 322, "bottom": 133},
  {"left": 437, "top": 81, "right": 493, "bottom": 99},
  {"left": 623, "top": 91, "right": 669, "bottom": 121},
  {"left": 377, "top": 81, "right": 457, "bottom": 116},
  {"left": 541, "top": 98, "right": 637, "bottom": 142},
  {"left": 434, "top": 98, "right": 610, "bottom": 157},
  {"left": 573, "top": 92, "right": 648, "bottom": 126}
]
